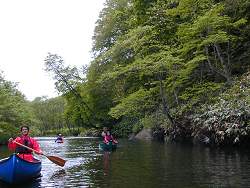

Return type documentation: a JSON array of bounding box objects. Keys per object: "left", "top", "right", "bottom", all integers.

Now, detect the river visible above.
[{"left": 0, "top": 137, "right": 250, "bottom": 188}]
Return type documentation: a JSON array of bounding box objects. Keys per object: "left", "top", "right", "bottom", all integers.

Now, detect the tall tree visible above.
[{"left": 44, "top": 53, "right": 94, "bottom": 128}]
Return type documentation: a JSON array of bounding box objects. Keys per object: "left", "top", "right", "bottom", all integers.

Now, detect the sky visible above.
[{"left": 0, "top": 0, "right": 105, "bottom": 101}]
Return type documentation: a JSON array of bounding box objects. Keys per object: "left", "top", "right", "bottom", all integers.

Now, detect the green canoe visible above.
[{"left": 99, "top": 141, "right": 117, "bottom": 152}]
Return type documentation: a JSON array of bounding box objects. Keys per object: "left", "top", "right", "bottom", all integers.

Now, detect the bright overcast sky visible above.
[{"left": 0, "top": 0, "right": 105, "bottom": 101}]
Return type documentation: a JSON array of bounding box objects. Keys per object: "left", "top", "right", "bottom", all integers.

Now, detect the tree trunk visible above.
[
  {"left": 205, "top": 45, "right": 232, "bottom": 84},
  {"left": 214, "top": 44, "right": 232, "bottom": 83},
  {"left": 158, "top": 75, "right": 174, "bottom": 126}
]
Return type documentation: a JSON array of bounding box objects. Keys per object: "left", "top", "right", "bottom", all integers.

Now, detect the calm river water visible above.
[{"left": 0, "top": 137, "right": 250, "bottom": 188}]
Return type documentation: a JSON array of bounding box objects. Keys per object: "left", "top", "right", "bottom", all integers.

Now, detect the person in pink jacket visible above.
[
  {"left": 101, "top": 127, "right": 118, "bottom": 144},
  {"left": 8, "top": 125, "right": 42, "bottom": 162}
]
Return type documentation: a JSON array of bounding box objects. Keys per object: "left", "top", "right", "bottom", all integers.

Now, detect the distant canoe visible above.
[
  {"left": 0, "top": 154, "right": 41, "bottom": 184},
  {"left": 99, "top": 141, "right": 117, "bottom": 152}
]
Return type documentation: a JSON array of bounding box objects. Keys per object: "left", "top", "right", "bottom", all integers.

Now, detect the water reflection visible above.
[
  {"left": 103, "top": 151, "right": 110, "bottom": 176},
  {"left": 49, "top": 169, "right": 66, "bottom": 180},
  {"left": 1, "top": 137, "right": 250, "bottom": 188}
]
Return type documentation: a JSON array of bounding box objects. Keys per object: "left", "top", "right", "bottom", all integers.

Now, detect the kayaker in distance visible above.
[
  {"left": 55, "top": 133, "right": 64, "bottom": 143},
  {"left": 8, "top": 125, "right": 42, "bottom": 162},
  {"left": 101, "top": 127, "right": 118, "bottom": 145}
]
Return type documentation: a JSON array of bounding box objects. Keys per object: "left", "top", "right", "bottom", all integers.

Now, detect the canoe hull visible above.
[
  {"left": 99, "top": 141, "right": 117, "bottom": 152},
  {"left": 0, "top": 154, "right": 41, "bottom": 184}
]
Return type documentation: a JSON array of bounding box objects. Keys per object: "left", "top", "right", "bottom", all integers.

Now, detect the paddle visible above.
[{"left": 13, "top": 141, "right": 66, "bottom": 167}]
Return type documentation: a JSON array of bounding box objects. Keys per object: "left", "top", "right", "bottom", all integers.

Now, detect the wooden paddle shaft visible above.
[
  {"left": 13, "top": 141, "right": 42, "bottom": 155},
  {"left": 14, "top": 140, "right": 66, "bottom": 167}
]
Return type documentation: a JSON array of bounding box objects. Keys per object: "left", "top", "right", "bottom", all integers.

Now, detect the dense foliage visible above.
[
  {"left": 40, "top": 0, "right": 250, "bottom": 145},
  {"left": 191, "top": 72, "right": 250, "bottom": 146},
  {"left": 1, "top": 0, "right": 250, "bottom": 146},
  {"left": 82, "top": 0, "right": 249, "bottom": 145},
  {"left": 0, "top": 73, "right": 32, "bottom": 144}
]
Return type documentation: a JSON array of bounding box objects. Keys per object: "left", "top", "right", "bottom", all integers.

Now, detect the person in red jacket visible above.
[
  {"left": 101, "top": 127, "right": 118, "bottom": 145},
  {"left": 8, "top": 125, "right": 42, "bottom": 162}
]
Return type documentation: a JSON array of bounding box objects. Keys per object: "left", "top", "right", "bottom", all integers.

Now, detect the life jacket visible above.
[
  {"left": 55, "top": 136, "right": 63, "bottom": 143},
  {"left": 104, "top": 132, "right": 113, "bottom": 142},
  {"left": 15, "top": 136, "right": 33, "bottom": 154},
  {"left": 57, "top": 137, "right": 63, "bottom": 141}
]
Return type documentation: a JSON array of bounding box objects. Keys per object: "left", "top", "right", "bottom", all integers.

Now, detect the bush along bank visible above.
[
  {"left": 0, "top": 122, "right": 18, "bottom": 145},
  {"left": 164, "top": 71, "right": 250, "bottom": 147}
]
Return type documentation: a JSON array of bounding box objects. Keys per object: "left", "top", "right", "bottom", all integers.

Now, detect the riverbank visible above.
[
  {"left": 1, "top": 72, "right": 249, "bottom": 147},
  {"left": 139, "top": 71, "right": 250, "bottom": 147},
  {"left": 0, "top": 127, "right": 101, "bottom": 145}
]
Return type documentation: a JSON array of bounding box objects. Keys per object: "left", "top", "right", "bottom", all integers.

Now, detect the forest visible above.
[{"left": 0, "top": 0, "right": 249, "bottom": 146}]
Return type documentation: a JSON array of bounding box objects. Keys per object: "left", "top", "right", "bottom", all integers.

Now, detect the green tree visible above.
[{"left": 30, "top": 96, "right": 66, "bottom": 134}]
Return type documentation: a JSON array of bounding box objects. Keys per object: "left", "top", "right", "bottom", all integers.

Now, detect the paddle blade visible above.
[{"left": 46, "top": 155, "right": 66, "bottom": 167}]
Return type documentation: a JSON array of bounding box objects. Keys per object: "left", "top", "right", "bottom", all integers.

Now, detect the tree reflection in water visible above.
[
  {"left": 50, "top": 169, "right": 66, "bottom": 180},
  {"left": 103, "top": 151, "right": 111, "bottom": 176}
]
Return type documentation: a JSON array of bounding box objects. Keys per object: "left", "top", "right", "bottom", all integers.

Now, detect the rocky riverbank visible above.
[{"left": 131, "top": 71, "right": 250, "bottom": 147}]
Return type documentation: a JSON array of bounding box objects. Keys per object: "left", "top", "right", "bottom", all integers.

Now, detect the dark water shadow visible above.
[
  {"left": 49, "top": 169, "right": 66, "bottom": 180},
  {"left": 0, "top": 177, "right": 41, "bottom": 188}
]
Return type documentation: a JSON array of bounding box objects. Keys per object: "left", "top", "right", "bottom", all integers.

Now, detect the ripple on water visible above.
[
  {"left": 36, "top": 137, "right": 103, "bottom": 188},
  {"left": 2, "top": 138, "right": 249, "bottom": 188}
]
